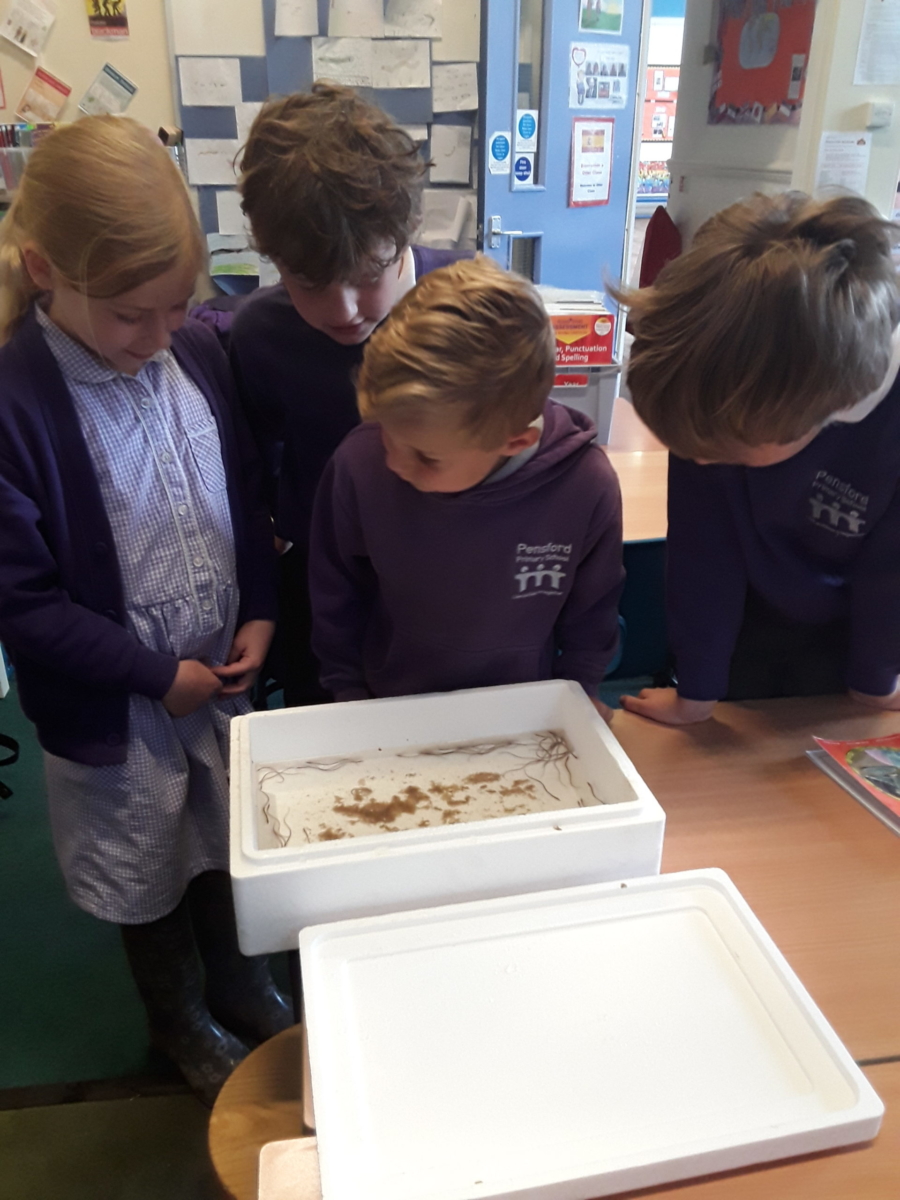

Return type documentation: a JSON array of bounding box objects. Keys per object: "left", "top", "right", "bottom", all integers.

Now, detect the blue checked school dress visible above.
[{"left": 36, "top": 307, "right": 251, "bottom": 924}]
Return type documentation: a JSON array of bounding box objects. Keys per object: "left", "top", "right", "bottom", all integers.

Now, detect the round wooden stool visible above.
[{"left": 208, "top": 1024, "right": 305, "bottom": 1200}]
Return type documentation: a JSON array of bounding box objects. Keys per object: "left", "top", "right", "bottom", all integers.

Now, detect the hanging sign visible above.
[
  {"left": 569, "top": 116, "right": 614, "bottom": 207},
  {"left": 488, "top": 129, "right": 511, "bottom": 174}
]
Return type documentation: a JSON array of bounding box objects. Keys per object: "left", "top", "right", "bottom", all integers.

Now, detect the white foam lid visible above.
[{"left": 300, "top": 869, "right": 883, "bottom": 1200}]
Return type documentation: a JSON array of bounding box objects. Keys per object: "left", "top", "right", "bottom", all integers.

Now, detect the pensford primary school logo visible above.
[
  {"left": 808, "top": 470, "right": 868, "bottom": 537},
  {"left": 513, "top": 541, "right": 572, "bottom": 597}
]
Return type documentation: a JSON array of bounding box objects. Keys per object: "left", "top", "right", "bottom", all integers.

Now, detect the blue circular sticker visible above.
[
  {"left": 514, "top": 156, "right": 533, "bottom": 182},
  {"left": 491, "top": 134, "right": 510, "bottom": 162},
  {"left": 518, "top": 112, "right": 536, "bottom": 140}
]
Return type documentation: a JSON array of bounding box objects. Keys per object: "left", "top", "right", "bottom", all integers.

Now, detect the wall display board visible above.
[
  {"left": 169, "top": 0, "right": 480, "bottom": 254},
  {"left": 708, "top": 0, "right": 816, "bottom": 126}
]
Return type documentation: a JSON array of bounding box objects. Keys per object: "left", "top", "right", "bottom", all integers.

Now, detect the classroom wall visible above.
[
  {"left": 0, "top": 0, "right": 175, "bottom": 130},
  {"left": 792, "top": 0, "right": 900, "bottom": 215}
]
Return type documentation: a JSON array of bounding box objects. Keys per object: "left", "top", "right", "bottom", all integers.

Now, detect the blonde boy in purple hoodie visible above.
[{"left": 309, "top": 257, "right": 624, "bottom": 718}]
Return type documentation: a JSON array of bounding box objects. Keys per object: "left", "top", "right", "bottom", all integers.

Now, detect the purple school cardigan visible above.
[{"left": 0, "top": 309, "right": 277, "bottom": 765}]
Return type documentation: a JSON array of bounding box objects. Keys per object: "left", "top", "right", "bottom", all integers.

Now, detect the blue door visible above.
[{"left": 480, "top": 0, "right": 647, "bottom": 307}]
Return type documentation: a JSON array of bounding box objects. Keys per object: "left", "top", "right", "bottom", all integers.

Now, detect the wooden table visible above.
[
  {"left": 603, "top": 397, "right": 668, "bottom": 543},
  {"left": 210, "top": 696, "right": 900, "bottom": 1200}
]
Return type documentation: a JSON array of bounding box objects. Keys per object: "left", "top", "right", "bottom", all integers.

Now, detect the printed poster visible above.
[
  {"left": 815, "top": 132, "right": 871, "bottom": 196},
  {"left": 85, "top": 0, "right": 128, "bottom": 39},
  {"left": 569, "top": 43, "right": 630, "bottom": 110},
  {"left": 708, "top": 0, "right": 816, "bottom": 126},
  {"left": 579, "top": 0, "right": 624, "bottom": 37},
  {"left": 79, "top": 63, "right": 137, "bottom": 116},
  {"left": 569, "top": 117, "right": 614, "bottom": 207},
  {"left": 1, "top": 0, "right": 55, "bottom": 57},
  {"left": 17, "top": 66, "right": 71, "bottom": 123}
]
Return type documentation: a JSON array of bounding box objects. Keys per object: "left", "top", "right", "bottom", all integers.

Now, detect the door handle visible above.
[{"left": 489, "top": 215, "right": 524, "bottom": 248}]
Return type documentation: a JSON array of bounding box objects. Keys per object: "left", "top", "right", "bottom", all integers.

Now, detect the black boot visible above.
[
  {"left": 187, "top": 871, "right": 294, "bottom": 1046},
  {"left": 120, "top": 899, "right": 250, "bottom": 1107}
]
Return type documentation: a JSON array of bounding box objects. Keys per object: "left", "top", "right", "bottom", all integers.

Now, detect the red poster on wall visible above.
[{"left": 709, "top": 0, "right": 816, "bottom": 125}]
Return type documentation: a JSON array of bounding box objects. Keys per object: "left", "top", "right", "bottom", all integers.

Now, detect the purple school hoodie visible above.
[
  {"left": 666, "top": 373, "right": 900, "bottom": 700},
  {"left": 309, "top": 400, "right": 624, "bottom": 701}
]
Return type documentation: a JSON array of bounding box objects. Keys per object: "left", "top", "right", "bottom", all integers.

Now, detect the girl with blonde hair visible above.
[{"left": 0, "top": 117, "right": 289, "bottom": 1103}]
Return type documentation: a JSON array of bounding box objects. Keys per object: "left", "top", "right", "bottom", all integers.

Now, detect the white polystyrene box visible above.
[
  {"left": 230, "top": 681, "right": 665, "bottom": 954},
  {"left": 300, "top": 870, "right": 884, "bottom": 1200}
]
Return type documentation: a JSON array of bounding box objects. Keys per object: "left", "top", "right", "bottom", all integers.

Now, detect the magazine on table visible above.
[{"left": 807, "top": 732, "right": 900, "bottom": 836}]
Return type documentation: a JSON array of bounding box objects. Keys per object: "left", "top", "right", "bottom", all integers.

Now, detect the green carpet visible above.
[
  {"left": 0, "top": 682, "right": 154, "bottom": 1090},
  {"left": 0, "top": 1096, "right": 218, "bottom": 1200}
]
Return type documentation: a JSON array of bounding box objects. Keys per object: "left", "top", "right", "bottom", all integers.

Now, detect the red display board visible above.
[{"left": 709, "top": 0, "right": 816, "bottom": 125}]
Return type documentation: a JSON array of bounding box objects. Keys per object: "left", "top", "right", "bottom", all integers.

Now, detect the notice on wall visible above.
[
  {"left": 384, "top": 0, "right": 441, "bottom": 39},
  {"left": 185, "top": 138, "right": 241, "bottom": 186},
  {"left": 85, "top": 0, "right": 128, "bottom": 40},
  {"left": 312, "top": 37, "right": 374, "bottom": 87},
  {"left": 429, "top": 123, "right": 471, "bottom": 184},
  {"left": 371, "top": 38, "right": 431, "bottom": 88},
  {"left": 275, "top": 0, "right": 318, "bottom": 37},
  {"left": 569, "top": 116, "right": 614, "bottom": 207},
  {"left": 1, "top": 0, "right": 54, "bottom": 57},
  {"left": 432, "top": 62, "right": 478, "bottom": 112},
  {"left": 327, "top": 0, "right": 383, "bottom": 39},
  {"left": 216, "top": 189, "right": 250, "bottom": 236},
  {"left": 855, "top": 0, "right": 900, "bottom": 86},
  {"left": 815, "top": 131, "right": 872, "bottom": 197},
  {"left": 79, "top": 63, "right": 137, "bottom": 116},
  {"left": 569, "top": 43, "right": 629, "bottom": 110},
  {"left": 17, "top": 66, "right": 70, "bottom": 122},
  {"left": 179, "top": 57, "right": 242, "bottom": 107}
]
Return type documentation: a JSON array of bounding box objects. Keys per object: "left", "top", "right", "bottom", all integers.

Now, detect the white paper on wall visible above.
[
  {"left": 235, "top": 101, "right": 264, "bottom": 145},
  {"left": 815, "top": 131, "right": 872, "bottom": 196},
  {"left": 312, "top": 37, "right": 375, "bottom": 87},
  {"left": 400, "top": 123, "right": 429, "bottom": 141},
  {"left": 275, "top": 0, "right": 318, "bottom": 37},
  {"left": 431, "top": 0, "right": 479, "bottom": 62},
  {"left": 179, "top": 58, "right": 242, "bottom": 107},
  {"left": 185, "top": 139, "right": 242, "bottom": 186},
  {"left": 384, "top": 0, "right": 442, "bottom": 39},
  {"left": 327, "top": 0, "right": 383, "bottom": 39},
  {"left": 170, "top": 0, "right": 265, "bottom": 56},
  {"left": 855, "top": 0, "right": 900, "bottom": 85},
  {"left": 429, "top": 124, "right": 472, "bottom": 183},
  {"left": 371, "top": 38, "right": 431, "bottom": 88},
  {"left": 418, "top": 188, "right": 477, "bottom": 248},
  {"left": 216, "top": 189, "right": 250, "bottom": 236},
  {"left": 432, "top": 62, "right": 478, "bottom": 112}
]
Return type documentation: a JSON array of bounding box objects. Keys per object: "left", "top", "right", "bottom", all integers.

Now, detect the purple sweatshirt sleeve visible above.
[
  {"left": 309, "top": 457, "right": 373, "bottom": 701},
  {"left": 0, "top": 458, "right": 177, "bottom": 698},
  {"left": 666, "top": 454, "right": 748, "bottom": 701},
  {"left": 553, "top": 465, "right": 625, "bottom": 693},
  {"left": 848, "top": 479, "right": 900, "bottom": 696}
]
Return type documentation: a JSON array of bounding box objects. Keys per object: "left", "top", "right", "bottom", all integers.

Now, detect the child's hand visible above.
[
  {"left": 590, "top": 697, "right": 614, "bottom": 724},
  {"left": 620, "top": 688, "right": 717, "bottom": 725},
  {"left": 212, "top": 620, "right": 276, "bottom": 696},
  {"left": 163, "top": 659, "right": 223, "bottom": 717},
  {"left": 849, "top": 682, "right": 900, "bottom": 711}
]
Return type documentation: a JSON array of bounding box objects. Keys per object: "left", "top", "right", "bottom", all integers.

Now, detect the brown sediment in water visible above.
[
  {"left": 318, "top": 826, "right": 347, "bottom": 841},
  {"left": 333, "top": 792, "right": 421, "bottom": 824},
  {"left": 463, "top": 772, "right": 501, "bottom": 784},
  {"left": 499, "top": 778, "right": 537, "bottom": 797}
]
